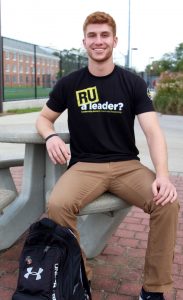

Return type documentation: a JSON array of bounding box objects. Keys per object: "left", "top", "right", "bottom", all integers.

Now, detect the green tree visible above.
[
  {"left": 145, "top": 42, "right": 183, "bottom": 74},
  {"left": 174, "top": 43, "right": 183, "bottom": 71},
  {"left": 53, "top": 48, "right": 88, "bottom": 79},
  {"left": 60, "top": 48, "right": 88, "bottom": 77}
]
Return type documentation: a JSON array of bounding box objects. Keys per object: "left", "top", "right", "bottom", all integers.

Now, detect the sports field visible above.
[{"left": 4, "top": 87, "right": 51, "bottom": 100}]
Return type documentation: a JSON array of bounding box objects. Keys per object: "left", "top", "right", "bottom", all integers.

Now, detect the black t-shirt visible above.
[{"left": 46, "top": 65, "right": 154, "bottom": 167}]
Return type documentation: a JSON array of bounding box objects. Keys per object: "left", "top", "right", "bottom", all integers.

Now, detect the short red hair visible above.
[{"left": 83, "top": 11, "right": 116, "bottom": 36}]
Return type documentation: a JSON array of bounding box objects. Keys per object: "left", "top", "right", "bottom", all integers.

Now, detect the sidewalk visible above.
[{"left": 0, "top": 113, "right": 183, "bottom": 299}]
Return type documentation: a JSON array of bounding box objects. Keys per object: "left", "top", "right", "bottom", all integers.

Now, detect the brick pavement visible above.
[{"left": 0, "top": 167, "right": 183, "bottom": 300}]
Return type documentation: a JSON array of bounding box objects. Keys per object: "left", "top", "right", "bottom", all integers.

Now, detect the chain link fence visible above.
[{"left": 2, "top": 37, "right": 88, "bottom": 101}]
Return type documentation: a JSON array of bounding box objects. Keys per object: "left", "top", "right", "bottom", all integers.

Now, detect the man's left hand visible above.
[{"left": 152, "top": 176, "right": 177, "bottom": 206}]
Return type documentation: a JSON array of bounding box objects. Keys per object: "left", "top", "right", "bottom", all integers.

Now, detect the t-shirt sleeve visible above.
[
  {"left": 46, "top": 78, "right": 67, "bottom": 113},
  {"left": 134, "top": 76, "right": 155, "bottom": 115}
]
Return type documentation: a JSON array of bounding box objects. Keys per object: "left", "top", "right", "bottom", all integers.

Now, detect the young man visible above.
[{"left": 36, "top": 11, "right": 179, "bottom": 300}]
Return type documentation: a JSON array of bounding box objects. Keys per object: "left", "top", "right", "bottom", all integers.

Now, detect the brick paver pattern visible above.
[{"left": 0, "top": 167, "right": 183, "bottom": 300}]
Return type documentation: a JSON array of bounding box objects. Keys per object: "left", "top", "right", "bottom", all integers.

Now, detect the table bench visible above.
[
  {"left": 0, "top": 157, "right": 24, "bottom": 214},
  {"left": 46, "top": 187, "right": 131, "bottom": 258},
  {"left": 0, "top": 189, "right": 17, "bottom": 214}
]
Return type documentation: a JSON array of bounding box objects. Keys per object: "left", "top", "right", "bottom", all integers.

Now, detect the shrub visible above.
[{"left": 153, "top": 71, "right": 183, "bottom": 115}]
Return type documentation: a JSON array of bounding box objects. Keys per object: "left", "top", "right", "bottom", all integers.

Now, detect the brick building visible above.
[{"left": 3, "top": 38, "right": 60, "bottom": 88}]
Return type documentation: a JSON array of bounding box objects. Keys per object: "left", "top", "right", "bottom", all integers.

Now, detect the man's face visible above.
[{"left": 83, "top": 23, "right": 118, "bottom": 63}]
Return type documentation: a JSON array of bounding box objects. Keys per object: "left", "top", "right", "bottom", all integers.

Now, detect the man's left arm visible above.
[{"left": 137, "top": 111, "right": 177, "bottom": 206}]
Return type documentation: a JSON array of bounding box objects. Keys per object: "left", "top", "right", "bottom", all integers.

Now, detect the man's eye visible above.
[{"left": 102, "top": 33, "right": 109, "bottom": 37}]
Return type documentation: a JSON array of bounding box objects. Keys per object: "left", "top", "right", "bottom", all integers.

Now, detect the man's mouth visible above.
[{"left": 93, "top": 48, "right": 105, "bottom": 53}]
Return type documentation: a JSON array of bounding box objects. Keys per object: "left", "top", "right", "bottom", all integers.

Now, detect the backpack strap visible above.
[{"left": 80, "top": 255, "right": 92, "bottom": 300}]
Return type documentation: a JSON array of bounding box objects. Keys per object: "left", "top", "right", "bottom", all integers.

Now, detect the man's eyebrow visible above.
[
  {"left": 87, "top": 31, "right": 96, "bottom": 35},
  {"left": 101, "top": 31, "right": 111, "bottom": 34}
]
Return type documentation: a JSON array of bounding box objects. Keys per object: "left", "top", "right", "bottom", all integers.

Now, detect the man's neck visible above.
[{"left": 88, "top": 60, "right": 115, "bottom": 77}]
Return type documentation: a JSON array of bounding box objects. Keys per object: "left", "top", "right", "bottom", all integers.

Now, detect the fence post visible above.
[
  {"left": 34, "top": 44, "right": 37, "bottom": 99},
  {"left": 0, "top": 1, "right": 3, "bottom": 113}
]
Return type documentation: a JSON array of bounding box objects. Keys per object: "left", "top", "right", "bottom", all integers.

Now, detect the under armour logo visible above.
[{"left": 24, "top": 267, "right": 43, "bottom": 280}]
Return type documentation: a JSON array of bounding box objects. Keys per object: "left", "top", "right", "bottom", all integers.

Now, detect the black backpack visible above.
[{"left": 12, "top": 217, "right": 92, "bottom": 300}]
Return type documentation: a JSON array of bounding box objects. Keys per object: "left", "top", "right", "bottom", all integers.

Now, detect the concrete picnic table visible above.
[{"left": 0, "top": 123, "right": 131, "bottom": 257}]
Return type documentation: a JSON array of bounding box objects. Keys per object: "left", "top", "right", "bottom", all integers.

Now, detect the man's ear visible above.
[
  {"left": 114, "top": 36, "right": 118, "bottom": 48},
  {"left": 83, "top": 38, "right": 86, "bottom": 48}
]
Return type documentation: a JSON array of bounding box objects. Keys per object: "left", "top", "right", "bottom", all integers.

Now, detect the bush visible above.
[{"left": 153, "top": 71, "right": 183, "bottom": 115}]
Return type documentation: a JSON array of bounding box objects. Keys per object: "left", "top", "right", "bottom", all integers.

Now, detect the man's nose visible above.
[{"left": 94, "top": 35, "right": 103, "bottom": 44}]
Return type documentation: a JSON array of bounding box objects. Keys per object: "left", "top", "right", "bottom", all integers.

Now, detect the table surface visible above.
[{"left": 0, "top": 123, "right": 69, "bottom": 144}]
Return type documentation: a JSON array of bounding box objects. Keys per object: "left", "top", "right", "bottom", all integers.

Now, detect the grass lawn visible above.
[{"left": 4, "top": 86, "right": 51, "bottom": 100}]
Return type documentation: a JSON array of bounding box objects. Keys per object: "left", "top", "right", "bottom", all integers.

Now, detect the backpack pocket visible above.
[{"left": 12, "top": 245, "right": 64, "bottom": 300}]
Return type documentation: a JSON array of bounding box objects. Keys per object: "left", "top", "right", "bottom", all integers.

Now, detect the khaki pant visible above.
[{"left": 47, "top": 160, "right": 179, "bottom": 292}]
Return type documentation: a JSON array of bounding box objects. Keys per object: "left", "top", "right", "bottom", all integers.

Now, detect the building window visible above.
[
  {"left": 5, "top": 64, "right": 10, "bottom": 72},
  {"left": 19, "top": 54, "right": 23, "bottom": 61},
  {"left": 19, "top": 65, "right": 23, "bottom": 74},
  {"left": 26, "top": 66, "right": 30, "bottom": 73},
  {"left": 19, "top": 75, "right": 24, "bottom": 83},
  {"left": 12, "top": 75, "right": 17, "bottom": 83},
  {"left": 12, "top": 64, "right": 17, "bottom": 73},
  {"left": 26, "top": 76, "right": 29, "bottom": 83},
  {"left": 13, "top": 52, "right": 17, "bottom": 60},
  {"left": 5, "top": 75, "right": 10, "bottom": 83},
  {"left": 31, "top": 75, "right": 34, "bottom": 84},
  {"left": 31, "top": 66, "right": 35, "bottom": 74},
  {"left": 5, "top": 51, "right": 10, "bottom": 59}
]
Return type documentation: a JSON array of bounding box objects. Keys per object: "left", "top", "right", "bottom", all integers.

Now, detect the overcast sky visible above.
[{"left": 1, "top": 0, "right": 183, "bottom": 71}]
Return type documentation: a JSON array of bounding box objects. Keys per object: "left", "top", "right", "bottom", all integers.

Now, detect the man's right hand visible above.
[{"left": 46, "top": 135, "right": 71, "bottom": 165}]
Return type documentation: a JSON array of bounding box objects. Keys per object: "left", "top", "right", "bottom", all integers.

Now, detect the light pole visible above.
[
  {"left": 131, "top": 47, "right": 138, "bottom": 69},
  {"left": 148, "top": 56, "right": 154, "bottom": 88},
  {"left": 0, "top": 0, "right": 3, "bottom": 113},
  {"left": 126, "top": 0, "right": 131, "bottom": 69}
]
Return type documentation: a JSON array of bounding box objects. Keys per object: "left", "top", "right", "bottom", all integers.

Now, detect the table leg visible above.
[
  {"left": 44, "top": 152, "right": 68, "bottom": 202},
  {"left": 0, "top": 144, "right": 45, "bottom": 250},
  {"left": 78, "top": 206, "right": 131, "bottom": 258}
]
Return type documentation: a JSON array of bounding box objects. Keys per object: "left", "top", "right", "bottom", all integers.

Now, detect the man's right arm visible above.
[{"left": 36, "top": 105, "right": 71, "bottom": 165}]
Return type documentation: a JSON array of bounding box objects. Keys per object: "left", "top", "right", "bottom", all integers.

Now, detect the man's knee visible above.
[
  {"left": 151, "top": 199, "right": 180, "bottom": 220},
  {"left": 48, "top": 194, "right": 79, "bottom": 216},
  {"left": 165, "top": 199, "right": 180, "bottom": 216}
]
